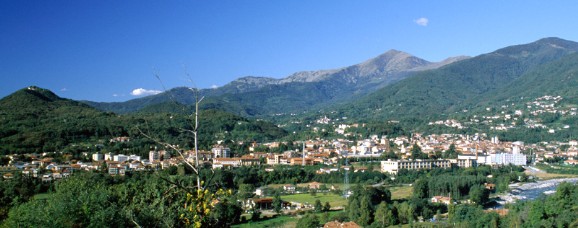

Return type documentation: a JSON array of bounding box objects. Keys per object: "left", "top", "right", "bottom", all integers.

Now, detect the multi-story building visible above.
[
  {"left": 491, "top": 152, "right": 527, "bottom": 166},
  {"left": 212, "top": 146, "right": 231, "bottom": 158},
  {"left": 92, "top": 153, "right": 104, "bottom": 162},
  {"left": 113, "top": 154, "right": 129, "bottom": 162},
  {"left": 149, "top": 150, "right": 160, "bottom": 162},
  {"left": 380, "top": 159, "right": 476, "bottom": 174}
]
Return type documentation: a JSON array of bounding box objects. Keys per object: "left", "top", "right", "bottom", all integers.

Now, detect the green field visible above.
[
  {"left": 232, "top": 215, "right": 298, "bottom": 228},
  {"left": 281, "top": 193, "right": 348, "bottom": 208},
  {"left": 232, "top": 211, "right": 343, "bottom": 228},
  {"left": 33, "top": 193, "right": 52, "bottom": 201},
  {"left": 390, "top": 185, "right": 413, "bottom": 200}
]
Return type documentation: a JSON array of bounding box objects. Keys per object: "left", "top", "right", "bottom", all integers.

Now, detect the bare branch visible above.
[{"left": 136, "top": 126, "right": 199, "bottom": 175}]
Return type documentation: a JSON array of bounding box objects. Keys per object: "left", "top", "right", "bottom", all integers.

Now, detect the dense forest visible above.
[{"left": 0, "top": 87, "right": 287, "bottom": 155}]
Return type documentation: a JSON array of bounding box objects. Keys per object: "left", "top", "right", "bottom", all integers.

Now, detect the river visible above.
[{"left": 495, "top": 177, "right": 578, "bottom": 206}]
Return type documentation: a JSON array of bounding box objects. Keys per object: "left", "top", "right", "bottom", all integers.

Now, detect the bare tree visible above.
[{"left": 136, "top": 73, "right": 205, "bottom": 190}]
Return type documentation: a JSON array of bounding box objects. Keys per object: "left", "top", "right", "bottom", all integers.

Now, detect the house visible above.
[
  {"left": 309, "top": 182, "right": 322, "bottom": 190},
  {"left": 565, "top": 160, "right": 578, "bottom": 165},
  {"left": 431, "top": 196, "right": 453, "bottom": 205},
  {"left": 212, "top": 158, "right": 241, "bottom": 169},
  {"left": 246, "top": 198, "right": 273, "bottom": 210},
  {"left": 245, "top": 198, "right": 290, "bottom": 210},
  {"left": 283, "top": 184, "right": 295, "bottom": 194},
  {"left": 240, "top": 156, "right": 261, "bottom": 166},
  {"left": 484, "top": 183, "right": 496, "bottom": 191},
  {"left": 2, "top": 173, "right": 13, "bottom": 180},
  {"left": 324, "top": 221, "right": 361, "bottom": 228},
  {"left": 42, "top": 174, "right": 52, "bottom": 182},
  {"left": 283, "top": 184, "right": 296, "bottom": 193},
  {"left": 255, "top": 187, "right": 268, "bottom": 197},
  {"left": 52, "top": 171, "right": 62, "bottom": 179},
  {"left": 354, "top": 167, "right": 368, "bottom": 173}
]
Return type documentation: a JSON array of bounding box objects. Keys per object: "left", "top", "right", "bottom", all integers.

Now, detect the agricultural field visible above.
[{"left": 281, "top": 193, "right": 348, "bottom": 208}]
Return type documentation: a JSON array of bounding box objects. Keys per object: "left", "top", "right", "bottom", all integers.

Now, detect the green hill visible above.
[
  {"left": 0, "top": 87, "right": 287, "bottom": 154},
  {"left": 339, "top": 37, "right": 578, "bottom": 122}
]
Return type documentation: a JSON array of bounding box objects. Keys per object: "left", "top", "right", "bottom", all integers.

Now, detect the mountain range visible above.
[
  {"left": 340, "top": 37, "right": 578, "bottom": 121},
  {"left": 83, "top": 37, "right": 578, "bottom": 126},
  {"left": 3, "top": 37, "right": 578, "bottom": 154},
  {"left": 84, "top": 50, "right": 469, "bottom": 116}
]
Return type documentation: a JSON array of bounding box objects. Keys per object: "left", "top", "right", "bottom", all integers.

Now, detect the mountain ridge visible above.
[
  {"left": 338, "top": 37, "right": 578, "bottom": 121},
  {"left": 84, "top": 49, "right": 468, "bottom": 114}
]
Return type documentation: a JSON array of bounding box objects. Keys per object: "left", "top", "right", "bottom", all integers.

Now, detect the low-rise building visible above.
[{"left": 381, "top": 159, "right": 452, "bottom": 175}]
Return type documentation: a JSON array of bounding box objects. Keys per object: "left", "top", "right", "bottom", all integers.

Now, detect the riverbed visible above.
[{"left": 495, "top": 177, "right": 578, "bottom": 205}]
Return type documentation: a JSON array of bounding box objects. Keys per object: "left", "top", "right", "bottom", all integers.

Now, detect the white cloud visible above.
[
  {"left": 414, "top": 17, "right": 429, "bottom": 26},
  {"left": 130, "top": 88, "right": 162, "bottom": 96},
  {"left": 211, "top": 84, "right": 219, "bottom": 89},
  {"left": 60, "top": 88, "right": 68, "bottom": 92}
]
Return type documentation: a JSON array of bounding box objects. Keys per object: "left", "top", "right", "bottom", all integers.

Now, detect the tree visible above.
[
  {"left": 314, "top": 199, "right": 323, "bottom": 213},
  {"left": 296, "top": 214, "right": 320, "bottom": 228},
  {"left": 250, "top": 204, "right": 261, "bottom": 222},
  {"left": 445, "top": 143, "right": 458, "bottom": 159},
  {"left": 410, "top": 143, "right": 427, "bottom": 159},
  {"left": 412, "top": 178, "right": 429, "bottom": 199},
  {"left": 469, "top": 185, "right": 489, "bottom": 205},
  {"left": 273, "top": 190, "right": 283, "bottom": 214},
  {"left": 348, "top": 198, "right": 361, "bottom": 222},
  {"left": 309, "top": 188, "right": 317, "bottom": 196},
  {"left": 373, "top": 202, "right": 394, "bottom": 227},
  {"left": 323, "top": 202, "right": 331, "bottom": 212},
  {"left": 209, "top": 197, "right": 243, "bottom": 227},
  {"left": 396, "top": 201, "right": 413, "bottom": 224},
  {"left": 238, "top": 184, "right": 255, "bottom": 201},
  {"left": 357, "top": 195, "right": 373, "bottom": 226}
]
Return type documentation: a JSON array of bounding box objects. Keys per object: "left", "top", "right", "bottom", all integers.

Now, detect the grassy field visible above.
[
  {"left": 232, "top": 215, "right": 298, "bottom": 228},
  {"left": 390, "top": 185, "right": 413, "bottom": 200},
  {"left": 281, "top": 193, "right": 348, "bottom": 208},
  {"left": 233, "top": 211, "right": 344, "bottom": 228},
  {"left": 531, "top": 164, "right": 578, "bottom": 180},
  {"left": 33, "top": 193, "right": 52, "bottom": 201},
  {"left": 532, "top": 172, "right": 578, "bottom": 180}
]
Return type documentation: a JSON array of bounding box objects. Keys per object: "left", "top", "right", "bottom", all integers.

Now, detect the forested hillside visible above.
[
  {"left": 338, "top": 37, "right": 578, "bottom": 121},
  {"left": 0, "top": 87, "right": 287, "bottom": 155}
]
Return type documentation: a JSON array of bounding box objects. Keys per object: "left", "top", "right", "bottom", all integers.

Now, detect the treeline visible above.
[
  {"left": 0, "top": 172, "right": 52, "bottom": 221},
  {"left": 1, "top": 171, "right": 242, "bottom": 227},
  {"left": 300, "top": 166, "right": 532, "bottom": 227},
  {"left": 446, "top": 181, "right": 578, "bottom": 227},
  {"left": 203, "top": 165, "right": 388, "bottom": 188}
]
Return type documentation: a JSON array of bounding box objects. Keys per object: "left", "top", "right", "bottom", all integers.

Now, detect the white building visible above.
[
  {"left": 128, "top": 154, "right": 141, "bottom": 161},
  {"left": 381, "top": 159, "right": 477, "bottom": 175},
  {"left": 212, "top": 146, "right": 231, "bottom": 158},
  {"left": 458, "top": 154, "right": 492, "bottom": 165},
  {"left": 381, "top": 159, "right": 452, "bottom": 175},
  {"left": 149, "top": 151, "right": 160, "bottom": 162},
  {"left": 113, "top": 154, "right": 129, "bottom": 162},
  {"left": 92, "top": 153, "right": 104, "bottom": 162},
  {"left": 104, "top": 153, "right": 113, "bottom": 161},
  {"left": 212, "top": 158, "right": 240, "bottom": 169},
  {"left": 491, "top": 152, "right": 526, "bottom": 166}
]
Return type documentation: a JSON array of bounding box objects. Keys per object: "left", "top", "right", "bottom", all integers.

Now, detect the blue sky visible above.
[{"left": 2, "top": 1, "right": 578, "bottom": 102}]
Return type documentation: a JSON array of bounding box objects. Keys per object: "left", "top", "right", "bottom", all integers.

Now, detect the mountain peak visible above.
[
  {"left": 357, "top": 49, "right": 430, "bottom": 74},
  {"left": 1, "top": 86, "right": 62, "bottom": 104},
  {"left": 493, "top": 37, "right": 578, "bottom": 58}
]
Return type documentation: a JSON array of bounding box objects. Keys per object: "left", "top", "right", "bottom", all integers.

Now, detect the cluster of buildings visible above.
[
  {"left": 6, "top": 128, "right": 578, "bottom": 181},
  {"left": 424, "top": 95, "right": 575, "bottom": 133}
]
